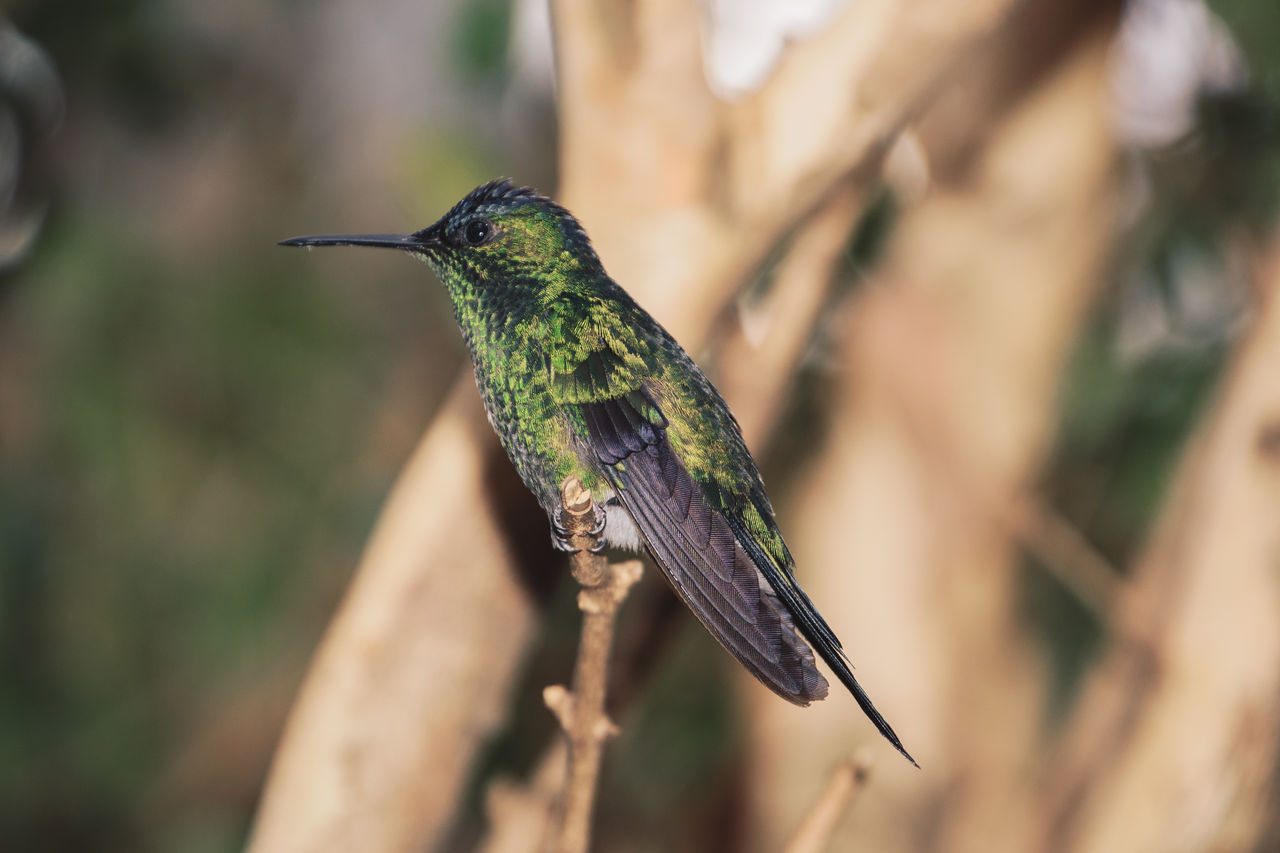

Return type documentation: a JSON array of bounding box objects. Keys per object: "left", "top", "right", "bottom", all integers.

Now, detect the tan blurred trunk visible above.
[
  {"left": 742, "top": 24, "right": 1120, "bottom": 853},
  {"left": 247, "top": 382, "right": 537, "bottom": 853},
  {"left": 1038, "top": 240, "right": 1280, "bottom": 853},
  {"left": 744, "top": 7, "right": 1280, "bottom": 852}
]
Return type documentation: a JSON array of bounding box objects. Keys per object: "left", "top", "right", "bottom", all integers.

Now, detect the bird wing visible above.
[
  {"left": 577, "top": 391, "right": 831, "bottom": 704},
  {"left": 545, "top": 320, "right": 827, "bottom": 701},
  {"left": 550, "top": 315, "right": 915, "bottom": 764}
]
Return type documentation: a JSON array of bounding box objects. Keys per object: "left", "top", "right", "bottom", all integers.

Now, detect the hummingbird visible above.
[{"left": 282, "top": 179, "right": 915, "bottom": 766}]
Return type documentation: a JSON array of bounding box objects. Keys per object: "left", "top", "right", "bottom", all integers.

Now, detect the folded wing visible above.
[
  {"left": 549, "top": 316, "right": 916, "bottom": 764},
  {"left": 579, "top": 394, "right": 829, "bottom": 704}
]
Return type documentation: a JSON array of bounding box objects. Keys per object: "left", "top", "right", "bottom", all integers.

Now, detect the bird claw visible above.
[
  {"left": 550, "top": 525, "right": 576, "bottom": 553},
  {"left": 551, "top": 503, "right": 607, "bottom": 553},
  {"left": 588, "top": 506, "right": 607, "bottom": 537}
]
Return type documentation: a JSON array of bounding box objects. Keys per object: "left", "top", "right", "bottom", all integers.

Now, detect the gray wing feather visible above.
[{"left": 579, "top": 396, "right": 829, "bottom": 704}]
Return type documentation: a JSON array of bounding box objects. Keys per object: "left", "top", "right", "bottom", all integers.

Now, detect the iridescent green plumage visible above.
[{"left": 281, "top": 180, "right": 915, "bottom": 766}]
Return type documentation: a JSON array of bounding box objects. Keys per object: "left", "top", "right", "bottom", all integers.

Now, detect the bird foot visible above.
[{"left": 551, "top": 503, "right": 607, "bottom": 553}]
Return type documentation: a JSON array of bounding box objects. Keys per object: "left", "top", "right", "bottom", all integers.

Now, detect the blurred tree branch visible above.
[
  {"left": 1039, "top": 234, "right": 1280, "bottom": 853},
  {"left": 783, "top": 755, "right": 874, "bottom": 853},
  {"left": 742, "top": 4, "right": 1280, "bottom": 852},
  {"left": 716, "top": 181, "right": 865, "bottom": 449},
  {"left": 480, "top": 741, "right": 566, "bottom": 853},
  {"left": 744, "top": 18, "right": 1120, "bottom": 852}
]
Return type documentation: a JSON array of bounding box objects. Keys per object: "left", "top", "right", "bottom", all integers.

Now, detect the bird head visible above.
[{"left": 280, "top": 179, "right": 603, "bottom": 291}]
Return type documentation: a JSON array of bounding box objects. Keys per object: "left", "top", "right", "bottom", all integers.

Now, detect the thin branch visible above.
[
  {"left": 783, "top": 754, "right": 874, "bottom": 853},
  {"left": 1006, "top": 498, "right": 1122, "bottom": 621},
  {"left": 725, "top": 0, "right": 1013, "bottom": 226},
  {"left": 544, "top": 477, "right": 643, "bottom": 853},
  {"left": 716, "top": 181, "right": 865, "bottom": 450}
]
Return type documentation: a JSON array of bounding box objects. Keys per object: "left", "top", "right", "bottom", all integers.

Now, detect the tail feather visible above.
[{"left": 729, "top": 520, "right": 919, "bottom": 768}]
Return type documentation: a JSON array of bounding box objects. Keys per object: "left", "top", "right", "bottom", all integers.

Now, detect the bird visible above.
[{"left": 281, "top": 179, "right": 916, "bottom": 766}]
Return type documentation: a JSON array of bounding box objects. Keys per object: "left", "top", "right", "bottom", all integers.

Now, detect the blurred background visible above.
[{"left": 2, "top": 1, "right": 1279, "bottom": 852}]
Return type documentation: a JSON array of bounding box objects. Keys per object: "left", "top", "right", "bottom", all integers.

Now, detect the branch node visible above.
[
  {"left": 592, "top": 717, "right": 619, "bottom": 741},
  {"left": 543, "top": 685, "right": 574, "bottom": 729},
  {"left": 576, "top": 590, "right": 607, "bottom": 615}
]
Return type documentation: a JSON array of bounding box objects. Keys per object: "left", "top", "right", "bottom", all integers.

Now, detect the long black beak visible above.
[{"left": 278, "top": 232, "right": 438, "bottom": 251}]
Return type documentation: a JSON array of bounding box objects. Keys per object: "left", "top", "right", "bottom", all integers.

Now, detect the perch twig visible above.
[{"left": 544, "top": 477, "right": 642, "bottom": 853}]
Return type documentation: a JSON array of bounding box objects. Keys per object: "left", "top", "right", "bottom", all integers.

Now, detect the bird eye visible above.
[{"left": 463, "top": 219, "right": 492, "bottom": 246}]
